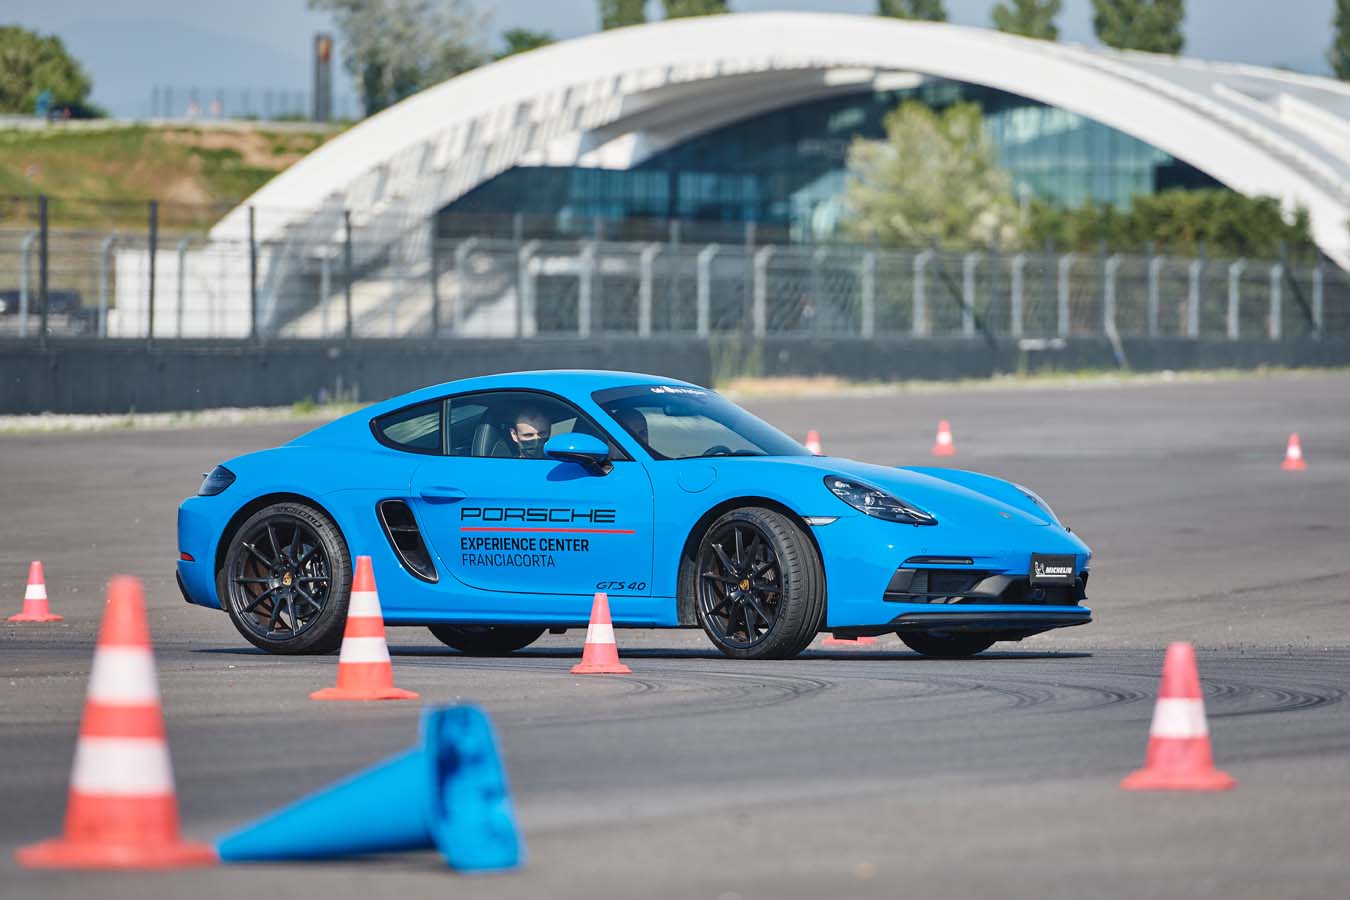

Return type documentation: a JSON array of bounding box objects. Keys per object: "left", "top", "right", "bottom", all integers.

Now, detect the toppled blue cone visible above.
[{"left": 216, "top": 704, "right": 522, "bottom": 871}]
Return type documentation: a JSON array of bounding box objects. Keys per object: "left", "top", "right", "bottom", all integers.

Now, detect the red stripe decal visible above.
[{"left": 459, "top": 527, "right": 636, "bottom": 534}]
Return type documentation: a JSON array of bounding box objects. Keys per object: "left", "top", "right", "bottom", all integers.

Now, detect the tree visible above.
[
  {"left": 1332, "top": 0, "right": 1350, "bottom": 80},
  {"left": 877, "top": 0, "right": 948, "bottom": 21},
  {"left": 1091, "top": 0, "right": 1184, "bottom": 54},
  {"left": 662, "top": 0, "right": 728, "bottom": 17},
  {"left": 600, "top": 0, "right": 647, "bottom": 29},
  {"left": 0, "top": 26, "right": 94, "bottom": 116},
  {"left": 991, "top": 0, "right": 1061, "bottom": 40},
  {"left": 309, "top": 0, "right": 486, "bottom": 116},
  {"left": 842, "top": 101, "right": 1021, "bottom": 250},
  {"left": 496, "top": 28, "right": 554, "bottom": 60}
]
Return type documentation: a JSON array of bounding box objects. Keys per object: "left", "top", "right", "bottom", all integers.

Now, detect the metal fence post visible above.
[
  {"left": 147, "top": 199, "right": 158, "bottom": 345},
  {"left": 752, "top": 246, "right": 773, "bottom": 338},
  {"left": 343, "top": 210, "right": 353, "bottom": 340},
  {"left": 518, "top": 240, "right": 539, "bottom": 337},
  {"left": 38, "top": 196, "right": 49, "bottom": 349},
  {"left": 1269, "top": 263, "right": 1283, "bottom": 340},
  {"left": 98, "top": 232, "right": 117, "bottom": 338},
  {"left": 860, "top": 251, "right": 876, "bottom": 338},
  {"left": 319, "top": 253, "right": 332, "bottom": 338},
  {"left": 1009, "top": 253, "right": 1026, "bottom": 338},
  {"left": 1226, "top": 259, "right": 1246, "bottom": 340},
  {"left": 453, "top": 237, "right": 477, "bottom": 336},
  {"left": 1147, "top": 254, "right": 1164, "bottom": 337},
  {"left": 1103, "top": 254, "right": 1122, "bottom": 337},
  {"left": 1312, "top": 261, "right": 1324, "bottom": 339},
  {"left": 247, "top": 204, "right": 257, "bottom": 340},
  {"left": 696, "top": 244, "right": 718, "bottom": 337},
  {"left": 176, "top": 237, "right": 189, "bottom": 338},
  {"left": 639, "top": 243, "right": 659, "bottom": 338},
  {"left": 912, "top": 249, "right": 933, "bottom": 337},
  {"left": 961, "top": 252, "right": 980, "bottom": 338},
  {"left": 578, "top": 241, "right": 595, "bottom": 338},
  {"left": 1056, "top": 252, "right": 1075, "bottom": 338},
  {"left": 19, "top": 231, "right": 37, "bottom": 339},
  {"left": 1186, "top": 258, "right": 1202, "bottom": 338}
]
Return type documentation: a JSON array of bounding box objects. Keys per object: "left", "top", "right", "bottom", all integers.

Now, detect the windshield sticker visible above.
[{"left": 648, "top": 385, "right": 707, "bottom": 396}]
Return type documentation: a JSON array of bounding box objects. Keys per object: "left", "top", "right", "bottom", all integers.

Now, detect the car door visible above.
[{"left": 409, "top": 390, "right": 654, "bottom": 613}]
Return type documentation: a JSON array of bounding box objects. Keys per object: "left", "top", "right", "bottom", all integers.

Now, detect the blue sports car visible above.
[{"left": 177, "top": 370, "right": 1091, "bottom": 660}]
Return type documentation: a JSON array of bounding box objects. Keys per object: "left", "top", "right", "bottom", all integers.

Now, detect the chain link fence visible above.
[{"left": 1, "top": 201, "right": 1345, "bottom": 345}]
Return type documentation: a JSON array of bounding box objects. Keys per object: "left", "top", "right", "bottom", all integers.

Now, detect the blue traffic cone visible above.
[{"left": 216, "top": 705, "right": 522, "bottom": 871}]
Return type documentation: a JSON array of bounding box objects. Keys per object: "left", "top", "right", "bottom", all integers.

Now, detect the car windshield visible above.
[{"left": 592, "top": 384, "right": 811, "bottom": 461}]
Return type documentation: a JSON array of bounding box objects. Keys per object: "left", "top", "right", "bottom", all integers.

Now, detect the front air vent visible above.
[{"left": 377, "top": 500, "right": 438, "bottom": 583}]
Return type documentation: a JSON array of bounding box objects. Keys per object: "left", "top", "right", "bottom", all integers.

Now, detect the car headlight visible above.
[
  {"left": 198, "top": 465, "right": 236, "bottom": 496},
  {"left": 1013, "top": 483, "right": 1059, "bottom": 524},
  {"left": 824, "top": 476, "right": 937, "bottom": 526}
]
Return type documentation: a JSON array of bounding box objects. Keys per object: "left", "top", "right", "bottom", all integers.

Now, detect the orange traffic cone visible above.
[
  {"left": 932, "top": 420, "right": 956, "bottom": 457},
  {"left": 804, "top": 429, "right": 823, "bottom": 455},
  {"left": 1122, "top": 642, "right": 1236, "bottom": 792},
  {"left": 822, "top": 633, "right": 877, "bottom": 648},
  {"left": 310, "top": 556, "right": 418, "bottom": 701},
  {"left": 1281, "top": 433, "right": 1306, "bottom": 472},
  {"left": 16, "top": 576, "right": 216, "bottom": 869},
  {"left": 9, "top": 560, "right": 63, "bottom": 622},
  {"left": 571, "top": 592, "right": 630, "bottom": 674}
]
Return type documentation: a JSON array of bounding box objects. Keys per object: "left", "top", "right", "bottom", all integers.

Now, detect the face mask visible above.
[{"left": 517, "top": 437, "right": 544, "bottom": 458}]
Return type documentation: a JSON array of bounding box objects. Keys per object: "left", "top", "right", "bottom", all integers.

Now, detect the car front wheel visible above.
[
  {"left": 898, "top": 632, "right": 996, "bottom": 658},
  {"left": 219, "top": 501, "right": 350, "bottom": 654},
  {"left": 689, "top": 507, "right": 825, "bottom": 660}
]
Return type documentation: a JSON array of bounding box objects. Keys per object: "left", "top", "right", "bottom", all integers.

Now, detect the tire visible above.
[
  {"left": 686, "top": 506, "right": 825, "bottom": 660},
  {"left": 427, "top": 625, "right": 546, "bottom": 655},
  {"left": 898, "top": 632, "right": 996, "bottom": 658},
  {"left": 219, "top": 501, "right": 351, "bottom": 655}
]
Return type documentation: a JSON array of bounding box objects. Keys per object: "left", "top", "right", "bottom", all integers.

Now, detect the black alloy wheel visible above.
[
  {"left": 898, "top": 631, "right": 997, "bottom": 658},
  {"left": 692, "top": 507, "right": 824, "bottom": 660},
  {"left": 221, "top": 502, "right": 350, "bottom": 654}
]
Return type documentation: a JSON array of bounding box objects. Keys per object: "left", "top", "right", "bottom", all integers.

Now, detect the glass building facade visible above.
[{"left": 441, "top": 77, "right": 1222, "bottom": 242}]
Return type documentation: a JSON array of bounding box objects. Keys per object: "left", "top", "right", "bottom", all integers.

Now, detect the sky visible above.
[{"left": 4, "top": 0, "right": 1340, "bottom": 118}]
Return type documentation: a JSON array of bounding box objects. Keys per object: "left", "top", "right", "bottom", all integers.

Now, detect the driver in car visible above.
[{"left": 509, "top": 408, "right": 552, "bottom": 459}]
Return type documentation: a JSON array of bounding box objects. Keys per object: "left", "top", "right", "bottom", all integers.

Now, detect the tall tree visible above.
[
  {"left": 991, "top": 0, "right": 1061, "bottom": 40},
  {"left": 0, "top": 26, "right": 94, "bottom": 115},
  {"left": 600, "top": 0, "right": 647, "bottom": 29},
  {"left": 309, "top": 0, "right": 487, "bottom": 116},
  {"left": 496, "top": 28, "right": 554, "bottom": 59},
  {"left": 842, "top": 101, "right": 1021, "bottom": 250},
  {"left": 662, "top": 0, "right": 728, "bottom": 17},
  {"left": 1091, "top": 0, "right": 1184, "bottom": 54},
  {"left": 877, "top": 0, "right": 947, "bottom": 21},
  {"left": 1332, "top": 0, "right": 1350, "bottom": 80}
]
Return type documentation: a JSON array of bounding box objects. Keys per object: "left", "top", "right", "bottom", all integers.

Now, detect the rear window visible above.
[{"left": 373, "top": 401, "right": 443, "bottom": 453}]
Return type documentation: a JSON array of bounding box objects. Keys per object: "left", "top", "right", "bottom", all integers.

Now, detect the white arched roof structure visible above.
[{"left": 213, "top": 12, "right": 1350, "bottom": 267}]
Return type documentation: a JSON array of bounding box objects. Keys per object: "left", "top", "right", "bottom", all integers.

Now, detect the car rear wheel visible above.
[
  {"left": 427, "top": 625, "right": 546, "bottom": 655},
  {"left": 898, "top": 632, "right": 996, "bottom": 658},
  {"left": 689, "top": 507, "right": 825, "bottom": 660},
  {"left": 220, "top": 501, "right": 350, "bottom": 655}
]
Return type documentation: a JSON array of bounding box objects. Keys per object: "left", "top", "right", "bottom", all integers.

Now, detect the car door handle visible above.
[{"left": 419, "top": 485, "right": 467, "bottom": 500}]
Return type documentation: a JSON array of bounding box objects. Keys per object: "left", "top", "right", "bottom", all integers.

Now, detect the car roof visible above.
[{"left": 291, "top": 369, "right": 704, "bottom": 447}]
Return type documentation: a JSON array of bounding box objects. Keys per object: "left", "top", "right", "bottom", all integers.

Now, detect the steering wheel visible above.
[{"left": 702, "top": 445, "right": 733, "bottom": 457}]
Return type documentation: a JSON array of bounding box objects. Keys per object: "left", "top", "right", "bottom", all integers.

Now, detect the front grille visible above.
[
  {"left": 884, "top": 568, "right": 1087, "bottom": 606},
  {"left": 377, "top": 500, "right": 438, "bottom": 583}
]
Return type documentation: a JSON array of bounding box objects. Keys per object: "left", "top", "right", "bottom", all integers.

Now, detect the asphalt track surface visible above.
[{"left": 3, "top": 372, "right": 1349, "bottom": 899}]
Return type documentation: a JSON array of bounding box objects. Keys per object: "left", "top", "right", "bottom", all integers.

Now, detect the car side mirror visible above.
[{"left": 543, "top": 433, "right": 612, "bottom": 475}]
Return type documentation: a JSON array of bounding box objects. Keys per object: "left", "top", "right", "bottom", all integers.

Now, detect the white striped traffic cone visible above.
[
  {"left": 16, "top": 576, "right": 216, "bottom": 868},
  {"left": 1121, "top": 642, "right": 1236, "bottom": 791},
  {"left": 9, "top": 560, "right": 63, "bottom": 622},
  {"left": 804, "top": 429, "right": 823, "bottom": 455},
  {"left": 571, "top": 592, "right": 631, "bottom": 674},
  {"left": 1281, "top": 433, "right": 1307, "bottom": 472},
  {"left": 932, "top": 420, "right": 956, "bottom": 457},
  {"left": 310, "top": 556, "right": 418, "bottom": 701}
]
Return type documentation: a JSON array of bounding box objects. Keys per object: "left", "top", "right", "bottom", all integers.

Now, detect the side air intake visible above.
[{"left": 377, "top": 500, "right": 438, "bottom": 583}]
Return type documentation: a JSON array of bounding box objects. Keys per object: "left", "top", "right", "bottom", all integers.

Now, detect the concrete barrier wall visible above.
[{"left": 2, "top": 337, "right": 1348, "bottom": 415}]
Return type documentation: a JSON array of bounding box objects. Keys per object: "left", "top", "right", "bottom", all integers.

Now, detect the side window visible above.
[
  {"left": 373, "top": 400, "right": 443, "bottom": 454},
  {"left": 448, "top": 390, "right": 621, "bottom": 460}
]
